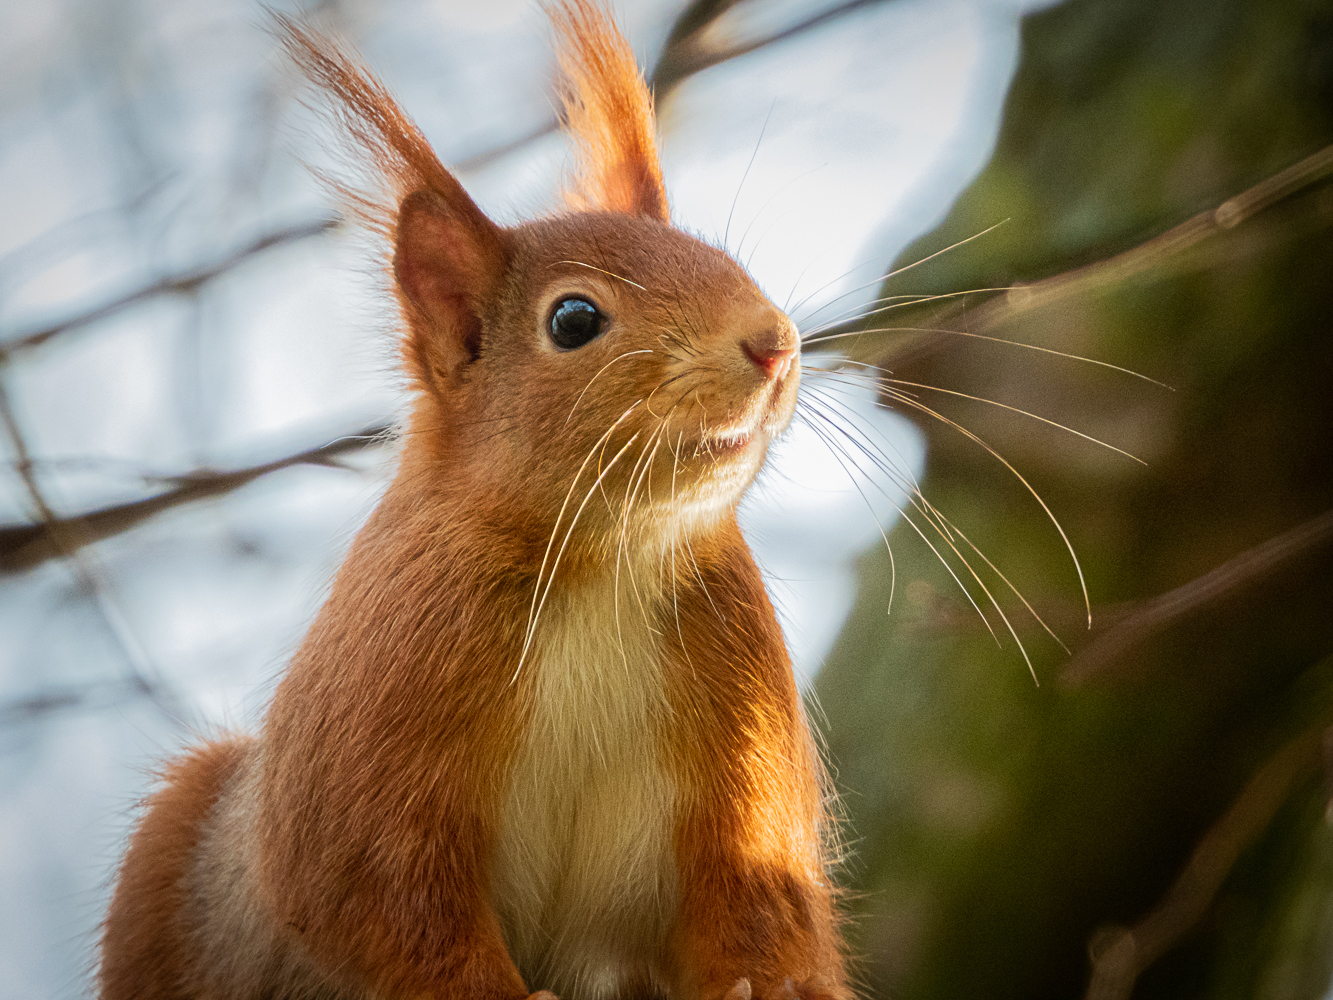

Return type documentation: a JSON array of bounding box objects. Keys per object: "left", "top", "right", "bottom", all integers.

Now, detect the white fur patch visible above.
[
  {"left": 493, "top": 565, "right": 678, "bottom": 1000},
  {"left": 185, "top": 743, "right": 364, "bottom": 1000}
]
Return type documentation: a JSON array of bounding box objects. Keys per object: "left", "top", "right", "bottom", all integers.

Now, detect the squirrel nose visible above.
[{"left": 741, "top": 331, "right": 797, "bottom": 381}]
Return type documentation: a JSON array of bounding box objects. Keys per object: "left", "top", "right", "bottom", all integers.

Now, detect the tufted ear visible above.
[
  {"left": 549, "top": 0, "right": 670, "bottom": 222},
  {"left": 276, "top": 16, "right": 509, "bottom": 392},
  {"left": 394, "top": 187, "right": 507, "bottom": 389}
]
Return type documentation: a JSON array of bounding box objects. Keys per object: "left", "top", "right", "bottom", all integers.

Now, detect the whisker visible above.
[
  {"left": 925, "top": 503, "right": 1070, "bottom": 658},
  {"left": 880, "top": 387, "right": 1093, "bottom": 628},
  {"left": 800, "top": 287, "right": 1022, "bottom": 340},
  {"left": 879, "top": 219, "right": 1010, "bottom": 282},
  {"left": 789, "top": 409, "right": 897, "bottom": 615},
  {"left": 515, "top": 404, "right": 644, "bottom": 683},
  {"left": 790, "top": 219, "right": 1009, "bottom": 327},
  {"left": 895, "top": 377, "right": 1144, "bottom": 464},
  {"left": 803, "top": 324, "right": 1170, "bottom": 389},
  {"left": 683, "top": 531, "right": 722, "bottom": 622},
  {"left": 667, "top": 430, "right": 694, "bottom": 672},
  {"left": 555, "top": 260, "right": 646, "bottom": 290},
  {"left": 615, "top": 420, "right": 670, "bottom": 657},
  {"left": 724, "top": 101, "right": 774, "bottom": 252},
  {"left": 799, "top": 398, "right": 995, "bottom": 641},
  {"left": 804, "top": 377, "right": 1074, "bottom": 669},
  {"left": 567, "top": 350, "right": 653, "bottom": 425},
  {"left": 828, "top": 365, "right": 1146, "bottom": 465}
]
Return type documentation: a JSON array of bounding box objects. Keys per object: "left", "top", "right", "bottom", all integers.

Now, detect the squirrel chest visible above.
[{"left": 492, "top": 569, "right": 679, "bottom": 997}]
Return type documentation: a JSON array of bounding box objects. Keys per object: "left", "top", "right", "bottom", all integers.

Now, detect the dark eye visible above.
[{"left": 548, "top": 296, "right": 604, "bottom": 350}]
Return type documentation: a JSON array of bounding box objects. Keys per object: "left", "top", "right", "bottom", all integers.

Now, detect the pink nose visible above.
[{"left": 741, "top": 336, "right": 797, "bottom": 381}]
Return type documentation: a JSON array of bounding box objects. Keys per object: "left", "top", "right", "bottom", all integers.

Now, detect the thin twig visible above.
[
  {"left": 0, "top": 219, "right": 336, "bottom": 361},
  {"left": 454, "top": 0, "right": 887, "bottom": 171},
  {"left": 801, "top": 142, "right": 1333, "bottom": 357},
  {"left": 0, "top": 380, "right": 189, "bottom": 727},
  {"left": 1061, "top": 509, "right": 1333, "bottom": 688},
  {"left": 0, "top": 423, "right": 394, "bottom": 575},
  {"left": 1083, "top": 721, "right": 1329, "bottom": 1000}
]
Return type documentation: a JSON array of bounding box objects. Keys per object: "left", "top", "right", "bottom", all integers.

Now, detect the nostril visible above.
[{"left": 741, "top": 338, "right": 797, "bottom": 381}]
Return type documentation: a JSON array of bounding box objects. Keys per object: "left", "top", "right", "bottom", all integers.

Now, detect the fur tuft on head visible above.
[{"left": 549, "top": 0, "right": 670, "bottom": 222}]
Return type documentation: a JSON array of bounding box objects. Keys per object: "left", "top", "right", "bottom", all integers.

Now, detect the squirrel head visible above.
[{"left": 282, "top": 1, "right": 799, "bottom": 553}]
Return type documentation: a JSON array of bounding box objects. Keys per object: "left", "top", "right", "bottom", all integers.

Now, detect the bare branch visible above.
[
  {"left": 808, "top": 141, "right": 1333, "bottom": 363},
  {"left": 0, "top": 675, "right": 155, "bottom": 728},
  {"left": 455, "top": 0, "right": 890, "bottom": 171},
  {"left": 0, "top": 381, "right": 189, "bottom": 725},
  {"left": 0, "top": 424, "right": 394, "bottom": 575},
  {"left": 1060, "top": 509, "right": 1333, "bottom": 688},
  {"left": 651, "top": 0, "right": 885, "bottom": 101},
  {"left": 1083, "top": 721, "right": 1329, "bottom": 1000},
  {"left": 0, "top": 219, "right": 337, "bottom": 361},
  {"left": 969, "top": 144, "right": 1333, "bottom": 333}
]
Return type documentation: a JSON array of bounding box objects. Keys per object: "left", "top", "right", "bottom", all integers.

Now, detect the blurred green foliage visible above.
[{"left": 813, "top": 0, "right": 1333, "bottom": 996}]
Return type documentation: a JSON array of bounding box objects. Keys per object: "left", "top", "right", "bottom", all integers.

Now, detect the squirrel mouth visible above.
[
  {"left": 693, "top": 422, "right": 775, "bottom": 461},
  {"left": 699, "top": 428, "right": 756, "bottom": 458},
  {"left": 686, "top": 377, "right": 796, "bottom": 462}
]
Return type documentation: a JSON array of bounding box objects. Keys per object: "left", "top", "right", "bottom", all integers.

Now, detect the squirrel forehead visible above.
[{"left": 509, "top": 212, "right": 763, "bottom": 310}]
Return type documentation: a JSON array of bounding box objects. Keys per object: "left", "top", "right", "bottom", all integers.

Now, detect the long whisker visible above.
[
  {"left": 805, "top": 375, "right": 1074, "bottom": 668},
  {"left": 881, "top": 387, "right": 1093, "bottom": 628},
  {"left": 791, "top": 219, "right": 1009, "bottom": 327},
  {"left": 737, "top": 163, "right": 827, "bottom": 269},
  {"left": 790, "top": 409, "right": 897, "bottom": 616},
  {"left": 882, "top": 376, "right": 1144, "bottom": 465},
  {"left": 800, "top": 287, "right": 1020, "bottom": 340},
  {"left": 817, "top": 364, "right": 1146, "bottom": 465},
  {"left": 724, "top": 101, "right": 774, "bottom": 252},
  {"left": 803, "top": 324, "right": 1172, "bottom": 389},
  {"left": 925, "top": 503, "right": 1070, "bottom": 657},
  {"left": 667, "top": 430, "right": 694, "bottom": 673},
  {"left": 567, "top": 350, "right": 653, "bottom": 425},
  {"left": 683, "top": 532, "right": 722, "bottom": 622},
  {"left": 515, "top": 420, "right": 644, "bottom": 683},
  {"left": 524, "top": 401, "right": 643, "bottom": 650},
  {"left": 615, "top": 420, "right": 670, "bottom": 661},
  {"left": 798, "top": 390, "right": 997, "bottom": 642},
  {"left": 799, "top": 287, "right": 1018, "bottom": 341},
  {"left": 880, "top": 218, "right": 1011, "bottom": 282},
  {"left": 555, "top": 260, "right": 646, "bottom": 290}
]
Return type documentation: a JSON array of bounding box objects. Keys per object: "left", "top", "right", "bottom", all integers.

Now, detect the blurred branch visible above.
[
  {"left": 968, "top": 143, "right": 1333, "bottom": 333},
  {"left": 651, "top": 0, "right": 885, "bottom": 99},
  {"left": 0, "top": 423, "right": 393, "bottom": 575},
  {"left": 1060, "top": 509, "right": 1333, "bottom": 688},
  {"left": 456, "top": 0, "right": 889, "bottom": 171},
  {"left": 0, "top": 380, "right": 188, "bottom": 725},
  {"left": 0, "top": 675, "right": 157, "bottom": 728},
  {"left": 0, "top": 218, "right": 337, "bottom": 361},
  {"left": 835, "top": 142, "right": 1333, "bottom": 367},
  {"left": 1083, "top": 721, "right": 1329, "bottom": 1000}
]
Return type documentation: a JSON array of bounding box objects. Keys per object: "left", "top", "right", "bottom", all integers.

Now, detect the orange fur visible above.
[
  {"left": 100, "top": 4, "right": 848, "bottom": 999},
  {"left": 101, "top": 739, "right": 248, "bottom": 1000}
]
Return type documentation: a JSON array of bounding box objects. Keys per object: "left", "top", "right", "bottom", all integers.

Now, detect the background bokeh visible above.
[{"left": 2, "top": 0, "right": 1331, "bottom": 998}]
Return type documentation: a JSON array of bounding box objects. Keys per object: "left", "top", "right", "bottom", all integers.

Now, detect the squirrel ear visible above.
[
  {"left": 550, "top": 0, "right": 670, "bottom": 222},
  {"left": 394, "top": 187, "right": 507, "bottom": 388}
]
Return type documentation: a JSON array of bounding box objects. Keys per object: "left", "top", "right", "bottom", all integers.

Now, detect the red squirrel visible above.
[{"left": 99, "top": 3, "right": 850, "bottom": 998}]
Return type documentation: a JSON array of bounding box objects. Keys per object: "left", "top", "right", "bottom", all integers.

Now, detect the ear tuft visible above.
[
  {"left": 548, "top": 0, "right": 670, "bottom": 222},
  {"left": 276, "top": 15, "right": 507, "bottom": 390}
]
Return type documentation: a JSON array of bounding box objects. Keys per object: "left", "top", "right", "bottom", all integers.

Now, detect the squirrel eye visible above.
[{"left": 548, "top": 296, "right": 604, "bottom": 350}]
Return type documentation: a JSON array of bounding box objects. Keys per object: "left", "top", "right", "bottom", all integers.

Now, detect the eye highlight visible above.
[{"left": 548, "top": 296, "right": 604, "bottom": 350}]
